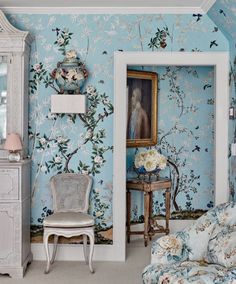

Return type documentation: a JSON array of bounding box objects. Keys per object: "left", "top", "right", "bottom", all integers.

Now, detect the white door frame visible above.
[{"left": 113, "top": 51, "right": 229, "bottom": 261}]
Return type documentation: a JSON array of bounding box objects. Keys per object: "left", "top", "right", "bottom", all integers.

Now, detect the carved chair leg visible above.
[
  {"left": 88, "top": 232, "right": 95, "bottom": 273},
  {"left": 43, "top": 232, "right": 51, "bottom": 274},
  {"left": 51, "top": 235, "right": 59, "bottom": 264},
  {"left": 83, "top": 234, "right": 88, "bottom": 264}
]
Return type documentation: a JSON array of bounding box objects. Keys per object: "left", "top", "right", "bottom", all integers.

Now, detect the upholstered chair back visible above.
[
  {"left": 50, "top": 173, "right": 93, "bottom": 213},
  {"left": 184, "top": 202, "right": 236, "bottom": 261}
]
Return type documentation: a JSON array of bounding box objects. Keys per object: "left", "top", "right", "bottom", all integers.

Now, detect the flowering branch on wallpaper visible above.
[
  {"left": 30, "top": 28, "right": 88, "bottom": 95},
  {"left": 29, "top": 28, "right": 114, "bottom": 201},
  {"left": 148, "top": 26, "right": 171, "bottom": 50}
]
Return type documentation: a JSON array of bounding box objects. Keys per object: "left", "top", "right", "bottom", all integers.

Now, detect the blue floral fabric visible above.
[
  {"left": 206, "top": 224, "right": 236, "bottom": 268},
  {"left": 143, "top": 202, "right": 236, "bottom": 284}
]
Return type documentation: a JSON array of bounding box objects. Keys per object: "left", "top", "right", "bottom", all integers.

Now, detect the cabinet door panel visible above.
[
  {"left": 0, "top": 203, "right": 20, "bottom": 266},
  {"left": 0, "top": 168, "right": 18, "bottom": 199}
]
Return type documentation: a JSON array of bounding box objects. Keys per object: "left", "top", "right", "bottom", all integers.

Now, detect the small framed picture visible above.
[{"left": 127, "top": 70, "right": 158, "bottom": 147}]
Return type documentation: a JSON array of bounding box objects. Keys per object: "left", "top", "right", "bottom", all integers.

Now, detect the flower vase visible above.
[{"left": 134, "top": 166, "right": 161, "bottom": 181}]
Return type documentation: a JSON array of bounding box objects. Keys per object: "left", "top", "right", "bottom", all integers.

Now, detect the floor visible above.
[{"left": 0, "top": 240, "right": 151, "bottom": 284}]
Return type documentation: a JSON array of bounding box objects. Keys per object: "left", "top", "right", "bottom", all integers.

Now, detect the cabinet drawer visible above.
[
  {"left": 0, "top": 203, "right": 21, "bottom": 266},
  {"left": 0, "top": 169, "right": 18, "bottom": 200}
]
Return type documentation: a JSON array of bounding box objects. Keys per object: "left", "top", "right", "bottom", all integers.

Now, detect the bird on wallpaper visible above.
[
  {"left": 98, "top": 80, "right": 104, "bottom": 84},
  {"left": 203, "top": 84, "right": 212, "bottom": 90},
  {"left": 219, "top": 9, "right": 226, "bottom": 17},
  {"left": 52, "top": 27, "right": 60, "bottom": 36},
  {"left": 193, "top": 14, "right": 202, "bottom": 22},
  {"left": 210, "top": 40, "right": 218, "bottom": 48},
  {"left": 192, "top": 145, "right": 201, "bottom": 152},
  {"left": 102, "top": 51, "right": 108, "bottom": 55}
]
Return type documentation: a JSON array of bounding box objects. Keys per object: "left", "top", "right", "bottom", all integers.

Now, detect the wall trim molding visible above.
[
  {"left": 1, "top": 0, "right": 216, "bottom": 14},
  {"left": 2, "top": 7, "right": 207, "bottom": 14},
  {"left": 201, "top": 0, "right": 216, "bottom": 13},
  {"left": 31, "top": 220, "right": 193, "bottom": 260},
  {"left": 113, "top": 51, "right": 229, "bottom": 261}
]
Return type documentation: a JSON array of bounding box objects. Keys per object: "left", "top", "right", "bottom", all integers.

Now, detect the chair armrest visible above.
[{"left": 151, "top": 232, "right": 191, "bottom": 265}]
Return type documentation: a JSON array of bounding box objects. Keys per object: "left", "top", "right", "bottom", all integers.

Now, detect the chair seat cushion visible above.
[
  {"left": 43, "top": 212, "right": 95, "bottom": 228},
  {"left": 142, "top": 261, "right": 236, "bottom": 284}
]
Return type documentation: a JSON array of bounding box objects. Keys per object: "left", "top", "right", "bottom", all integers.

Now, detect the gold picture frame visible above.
[{"left": 127, "top": 70, "right": 158, "bottom": 148}]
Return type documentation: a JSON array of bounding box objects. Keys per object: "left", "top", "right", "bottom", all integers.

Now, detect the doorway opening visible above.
[{"left": 113, "top": 52, "right": 229, "bottom": 261}]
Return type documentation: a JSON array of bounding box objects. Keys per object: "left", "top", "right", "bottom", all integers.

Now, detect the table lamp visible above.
[{"left": 4, "top": 133, "right": 23, "bottom": 162}]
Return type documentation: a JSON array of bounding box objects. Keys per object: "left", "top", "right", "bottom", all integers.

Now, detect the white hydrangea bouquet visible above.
[{"left": 134, "top": 149, "right": 167, "bottom": 179}]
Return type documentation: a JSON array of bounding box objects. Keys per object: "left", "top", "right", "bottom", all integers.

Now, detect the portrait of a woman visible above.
[{"left": 127, "top": 70, "right": 157, "bottom": 147}]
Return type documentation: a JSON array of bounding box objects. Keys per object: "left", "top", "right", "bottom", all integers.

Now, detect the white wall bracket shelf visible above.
[{"left": 51, "top": 95, "right": 86, "bottom": 114}]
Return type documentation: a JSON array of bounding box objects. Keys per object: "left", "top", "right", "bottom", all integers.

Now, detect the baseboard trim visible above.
[{"left": 31, "top": 219, "right": 194, "bottom": 261}]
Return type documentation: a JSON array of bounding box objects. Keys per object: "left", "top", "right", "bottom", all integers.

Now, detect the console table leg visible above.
[
  {"left": 165, "top": 189, "right": 171, "bottom": 234},
  {"left": 126, "top": 190, "right": 131, "bottom": 243},
  {"left": 144, "top": 192, "right": 150, "bottom": 247}
]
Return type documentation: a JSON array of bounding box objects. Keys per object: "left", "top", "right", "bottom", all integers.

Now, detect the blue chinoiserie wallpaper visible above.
[
  {"left": 6, "top": 13, "right": 230, "bottom": 244},
  {"left": 127, "top": 65, "right": 215, "bottom": 221},
  {"left": 209, "top": 0, "right": 236, "bottom": 202}
]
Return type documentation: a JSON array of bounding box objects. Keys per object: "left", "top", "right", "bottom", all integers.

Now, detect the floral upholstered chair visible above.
[
  {"left": 142, "top": 202, "right": 236, "bottom": 284},
  {"left": 43, "top": 173, "right": 95, "bottom": 274}
]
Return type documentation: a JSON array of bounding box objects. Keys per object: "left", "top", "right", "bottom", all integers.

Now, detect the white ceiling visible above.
[{"left": 0, "top": 0, "right": 216, "bottom": 14}]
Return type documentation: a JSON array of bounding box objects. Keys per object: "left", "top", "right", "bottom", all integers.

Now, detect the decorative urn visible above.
[{"left": 52, "top": 50, "right": 88, "bottom": 94}]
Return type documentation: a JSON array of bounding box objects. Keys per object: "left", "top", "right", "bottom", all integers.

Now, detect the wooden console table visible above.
[{"left": 126, "top": 178, "right": 171, "bottom": 246}]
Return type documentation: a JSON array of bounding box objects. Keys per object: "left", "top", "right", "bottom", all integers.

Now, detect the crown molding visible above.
[
  {"left": 0, "top": 0, "right": 215, "bottom": 14},
  {"left": 201, "top": 0, "right": 216, "bottom": 13},
  {"left": 1, "top": 7, "right": 209, "bottom": 14}
]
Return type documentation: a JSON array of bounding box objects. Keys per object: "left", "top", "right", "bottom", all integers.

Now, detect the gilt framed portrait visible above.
[{"left": 127, "top": 70, "right": 158, "bottom": 148}]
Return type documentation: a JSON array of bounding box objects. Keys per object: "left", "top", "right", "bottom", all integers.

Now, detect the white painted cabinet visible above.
[
  {"left": 0, "top": 160, "right": 32, "bottom": 278},
  {"left": 0, "top": 10, "right": 33, "bottom": 278}
]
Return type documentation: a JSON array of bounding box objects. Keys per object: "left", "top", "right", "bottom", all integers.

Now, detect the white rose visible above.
[
  {"left": 144, "top": 159, "right": 156, "bottom": 172},
  {"left": 54, "top": 156, "right": 61, "bottom": 164},
  {"left": 94, "top": 155, "right": 103, "bottom": 165},
  {"left": 134, "top": 156, "right": 144, "bottom": 168},
  {"left": 57, "top": 37, "right": 64, "bottom": 45},
  {"left": 65, "top": 50, "right": 77, "bottom": 59},
  {"left": 147, "top": 149, "right": 158, "bottom": 160},
  {"left": 81, "top": 170, "right": 89, "bottom": 174}
]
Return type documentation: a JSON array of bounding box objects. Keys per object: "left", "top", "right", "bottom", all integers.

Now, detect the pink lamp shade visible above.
[{"left": 4, "top": 133, "right": 23, "bottom": 152}]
